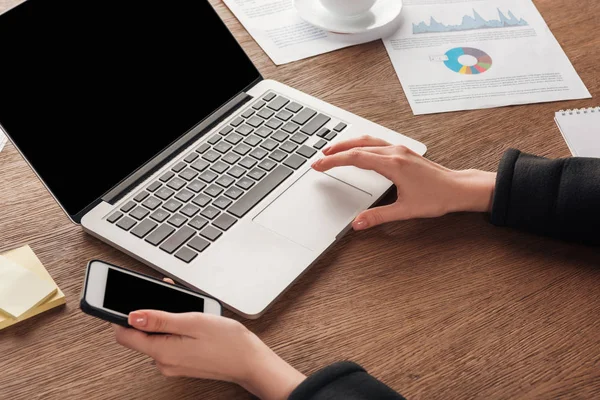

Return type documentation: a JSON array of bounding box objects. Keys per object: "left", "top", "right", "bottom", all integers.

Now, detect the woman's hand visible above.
[
  {"left": 311, "top": 136, "right": 497, "bottom": 230},
  {"left": 113, "top": 280, "right": 305, "bottom": 400}
]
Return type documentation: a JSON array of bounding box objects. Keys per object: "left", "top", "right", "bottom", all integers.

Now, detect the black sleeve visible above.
[
  {"left": 490, "top": 149, "right": 600, "bottom": 245},
  {"left": 288, "top": 362, "right": 405, "bottom": 400}
]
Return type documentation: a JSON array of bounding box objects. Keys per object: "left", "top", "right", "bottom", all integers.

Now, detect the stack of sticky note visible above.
[{"left": 0, "top": 245, "right": 66, "bottom": 330}]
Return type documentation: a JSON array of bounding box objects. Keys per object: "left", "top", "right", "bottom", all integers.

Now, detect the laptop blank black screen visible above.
[{"left": 0, "top": 0, "right": 260, "bottom": 218}]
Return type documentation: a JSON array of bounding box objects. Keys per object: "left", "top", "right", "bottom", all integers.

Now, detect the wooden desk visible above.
[{"left": 1, "top": 0, "right": 599, "bottom": 398}]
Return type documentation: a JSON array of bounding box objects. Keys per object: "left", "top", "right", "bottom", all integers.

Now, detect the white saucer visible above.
[{"left": 294, "top": 0, "right": 402, "bottom": 34}]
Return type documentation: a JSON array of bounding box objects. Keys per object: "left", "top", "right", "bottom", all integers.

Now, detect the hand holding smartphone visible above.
[{"left": 80, "top": 260, "right": 222, "bottom": 327}]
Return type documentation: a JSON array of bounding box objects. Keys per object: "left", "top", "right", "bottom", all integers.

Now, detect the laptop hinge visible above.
[{"left": 101, "top": 91, "right": 253, "bottom": 205}]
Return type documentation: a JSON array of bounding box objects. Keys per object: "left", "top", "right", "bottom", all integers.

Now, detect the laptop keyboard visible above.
[{"left": 106, "top": 91, "right": 348, "bottom": 263}]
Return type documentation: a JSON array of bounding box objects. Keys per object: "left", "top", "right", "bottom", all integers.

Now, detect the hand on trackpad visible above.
[{"left": 253, "top": 170, "right": 372, "bottom": 251}]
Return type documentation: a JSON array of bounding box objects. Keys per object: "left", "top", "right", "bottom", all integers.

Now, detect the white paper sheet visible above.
[
  {"left": 383, "top": 0, "right": 591, "bottom": 114},
  {"left": 222, "top": 0, "right": 393, "bottom": 65}
]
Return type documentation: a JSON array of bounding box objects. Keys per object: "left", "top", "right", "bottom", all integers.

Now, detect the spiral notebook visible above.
[{"left": 555, "top": 107, "right": 600, "bottom": 157}]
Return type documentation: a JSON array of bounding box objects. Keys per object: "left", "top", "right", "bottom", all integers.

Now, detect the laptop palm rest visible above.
[{"left": 254, "top": 170, "right": 372, "bottom": 251}]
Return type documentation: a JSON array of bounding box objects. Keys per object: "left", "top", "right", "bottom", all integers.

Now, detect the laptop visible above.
[{"left": 0, "top": 0, "right": 426, "bottom": 318}]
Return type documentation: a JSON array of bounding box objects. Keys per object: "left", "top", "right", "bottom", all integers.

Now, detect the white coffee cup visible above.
[{"left": 320, "top": 0, "right": 377, "bottom": 18}]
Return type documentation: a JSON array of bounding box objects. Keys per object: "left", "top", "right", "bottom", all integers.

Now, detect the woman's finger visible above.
[
  {"left": 322, "top": 135, "right": 391, "bottom": 155},
  {"left": 312, "top": 150, "right": 395, "bottom": 181},
  {"left": 163, "top": 278, "right": 175, "bottom": 284},
  {"left": 128, "top": 310, "right": 205, "bottom": 336}
]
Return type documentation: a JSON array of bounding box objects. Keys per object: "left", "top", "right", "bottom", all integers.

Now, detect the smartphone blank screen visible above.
[{"left": 103, "top": 268, "right": 204, "bottom": 314}]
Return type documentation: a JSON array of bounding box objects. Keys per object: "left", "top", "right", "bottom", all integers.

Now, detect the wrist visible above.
[
  {"left": 239, "top": 332, "right": 306, "bottom": 400},
  {"left": 450, "top": 169, "right": 497, "bottom": 213}
]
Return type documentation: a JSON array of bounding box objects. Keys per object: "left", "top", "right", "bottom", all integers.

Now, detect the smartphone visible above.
[{"left": 80, "top": 260, "right": 222, "bottom": 327}]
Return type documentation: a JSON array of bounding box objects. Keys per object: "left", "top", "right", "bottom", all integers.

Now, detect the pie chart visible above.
[{"left": 444, "top": 47, "right": 492, "bottom": 75}]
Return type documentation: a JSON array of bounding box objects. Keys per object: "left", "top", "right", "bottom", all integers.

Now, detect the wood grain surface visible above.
[{"left": 1, "top": 0, "right": 599, "bottom": 399}]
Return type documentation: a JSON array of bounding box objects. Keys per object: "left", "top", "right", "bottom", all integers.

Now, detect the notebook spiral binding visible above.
[{"left": 558, "top": 107, "right": 600, "bottom": 116}]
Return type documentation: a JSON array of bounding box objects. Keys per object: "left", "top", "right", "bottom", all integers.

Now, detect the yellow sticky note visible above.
[
  {"left": 0, "top": 246, "right": 66, "bottom": 330},
  {"left": 0, "top": 255, "right": 57, "bottom": 318}
]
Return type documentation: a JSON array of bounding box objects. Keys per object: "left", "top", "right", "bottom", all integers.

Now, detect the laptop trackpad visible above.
[{"left": 254, "top": 170, "right": 372, "bottom": 251}]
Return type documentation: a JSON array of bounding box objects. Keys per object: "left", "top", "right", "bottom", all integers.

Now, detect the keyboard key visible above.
[
  {"left": 266, "top": 118, "right": 283, "bottom": 130},
  {"left": 150, "top": 209, "right": 170, "bottom": 223},
  {"left": 313, "top": 139, "right": 327, "bottom": 150},
  {"left": 281, "top": 122, "right": 300, "bottom": 134},
  {"left": 187, "top": 179, "right": 207, "bottom": 193},
  {"left": 263, "top": 92, "right": 276, "bottom": 101},
  {"left": 214, "top": 141, "right": 233, "bottom": 154},
  {"left": 205, "top": 184, "right": 224, "bottom": 198},
  {"left": 325, "top": 131, "right": 338, "bottom": 141},
  {"left": 235, "top": 125, "right": 254, "bottom": 136},
  {"left": 213, "top": 196, "right": 232, "bottom": 210},
  {"left": 300, "top": 113, "right": 331, "bottom": 135},
  {"left": 195, "top": 143, "right": 210, "bottom": 154},
  {"left": 316, "top": 128, "right": 330, "bottom": 138},
  {"left": 201, "top": 206, "right": 221, "bottom": 220},
  {"left": 269, "top": 149, "right": 288, "bottom": 162},
  {"left": 260, "top": 139, "right": 278, "bottom": 152},
  {"left": 257, "top": 108, "right": 275, "bottom": 119},
  {"left": 271, "top": 131, "right": 288, "bottom": 142},
  {"left": 286, "top": 102, "right": 303, "bottom": 113},
  {"left": 233, "top": 143, "right": 251, "bottom": 156},
  {"left": 179, "top": 168, "right": 198, "bottom": 181},
  {"left": 225, "top": 133, "right": 243, "bottom": 145},
  {"left": 180, "top": 203, "right": 200, "bottom": 217},
  {"left": 250, "top": 148, "right": 268, "bottom": 160},
  {"left": 163, "top": 199, "right": 183, "bottom": 213},
  {"left": 290, "top": 133, "right": 308, "bottom": 144},
  {"left": 248, "top": 168, "right": 266, "bottom": 181},
  {"left": 184, "top": 152, "right": 199, "bottom": 163},
  {"left": 191, "top": 159, "right": 210, "bottom": 172},
  {"left": 211, "top": 161, "right": 229, "bottom": 174},
  {"left": 219, "top": 125, "right": 233, "bottom": 136},
  {"left": 297, "top": 145, "right": 317, "bottom": 159},
  {"left": 116, "top": 216, "right": 137, "bottom": 231},
  {"left": 120, "top": 201, "right": 137, "bottom": 213},
  {"left": 202, "top": 150, "right": 221, "bottom": 163},
  {"left": 213, "top": 214, "right": 237, "bottom": 231},
  {"left": 134, "top": 191, "right": 149, "bottom": 202},
  {"left": 229, "top": 165, "right": 293, "bottom": 218},
  {"left": 175, "top": 189, "right": 194, "bottom": 203},
  {"left": 160, "top": 171, "right": 175, "bottom": 182},
  {"left": 216, "top": 175, "right": 235, "bottom": 188},
  {"left": 199, "top": 170, "right": 218, "bottom": 183},
  {"left": 174, "top": 247, "right": 198, "bottom": 263},
  {"left": 255, "top": 126, "right": 273, "bottom": 138},
  {"left": 280, "top": 141, "right": 298, "bottom": 153},
  {"left": 107, "top": 211, "right": 123, "bottom": 223},
  {"left": 160, "top": 226, "right": 195, "bottom": 254},
  {"left": 168, "top": 213, "right": 188, "bottom": 228},
  {"left": 222, "top": 152, "right": 241, "bottom": 164},
  {"left": 230, "top": 117, "right": 244, "bottom": 127},
  {"left": 200, "top": 226, "right": 223, "bottom": 241},
  {"left": 242, "top": 108, "right": 255, "bottom": 118},
  {"left": 172, "top": 162, "right": 186, "bottom": 173},
  {"left": 267, "top": 95, "right": 290, "bottom": 111},
  {"left": 258, "top": 158, "right": 277, "bottom": 171},
  {"left": 239, "top": 157, "right": 258, "bottom": 169},
  {"left": 334, "top": 122, "right": 347, "bottom": 132},
  {"left": 167, "top": 177, "right": 187, "bottom": 191},
  {"left": 142, "top": 196, "right": 162, "bottom": 211},
  {"left": 189, "top": 216, "right": 209, "bottom": 230},
  {"left": 246, "top": 116, "right": 264, "bottom": 128},
  {"left": 225, "top": 186, "right": 244, "bottom": 200},
  {"left": 284, "top": 154, "right": 306, "bottom": 170},
  {"left": 146, "top": 181, "right": 162, "bottom": 192},
  {"left": 292, "top": 108, "right": 316, "bottom": 125},
  {"left": 130, "top": 206, "right": 149, "bottom": 220},
  {"left": 130, "top": 219, "right": 158, "bottom": 238},
  {"left": 252, "top": 100, "right": 266, "bottom": 110},
  {"left": 145, "top": 224, "right": 175, "bottom": 246},
  {"left": 188, "top": 237, "right": 210, "bottom": 252},
  {"left": 227, "top": 166, "right": 246, "bottom": 179},
  {"left": 208, "top": 135, "right": 221, "bottom": 145},
  {"left": 276, "top": 109, "right": 293, "bottom": 121},
  {"left": 244, "top": 135, "right": 262, "bottom": 147},
  {"left": 236, "top": 177, "right": 255, "bottom": 190}
]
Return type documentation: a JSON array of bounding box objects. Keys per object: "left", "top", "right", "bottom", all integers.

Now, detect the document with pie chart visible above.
[{"left": 383, "top": 0, "right": 590, "bottom": 115}]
